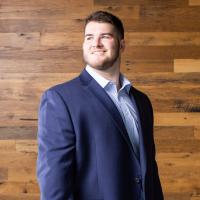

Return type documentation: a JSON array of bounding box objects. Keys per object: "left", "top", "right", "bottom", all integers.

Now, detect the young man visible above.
[{"left": 37, "top": 11, "right": 163, "bottom": 200}]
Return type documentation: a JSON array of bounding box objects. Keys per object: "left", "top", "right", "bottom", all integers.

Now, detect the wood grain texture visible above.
[
  {"left": 93, "top": 5, "right": 140, "bottom": 20},
  {"left": 155, "top": 113, "right": 200, "bottom": 126},
  {"left": 121, "top": 59, "right": 174, "bottom": 73},
  {"left": 189, "top": 0, "right": 200, "bottom": 6},
  {"left": 174, "top": 59, "right": 200, "bottom": 72},
  {"left": 0, "top": 126, "right": 37, "bottom": 139},
  {"left": 0, "top": 19, "right": 84, "bottom": 33},
  {"left": 0, "top": 0, "right": 68, "bottom": 19},
  {"left": 194, "top": 127, "right": 200, "bottom": 139},
  {"left": 0, "top": 33, "right": 40, "bottom": 49},
  {"left": 126, "top": 32, "right": 200, "bottom": 46},
  {"left": 0, "top": 194, "right": 39, "bottom": 200},
  {"left": 0, "top": 0, "right": 199, "bottom": 199},
  {"left": 0, "top": 181, "right": 39, "bottom": 193},
  {"left": 0, "top": 59, "right": 83, "bottom": 73},
  {"left": 94, "top": 0, "right": 189, "bottom": 6},
  {"left": 157, "top": 153, "right": 200, "bottom": 192}
]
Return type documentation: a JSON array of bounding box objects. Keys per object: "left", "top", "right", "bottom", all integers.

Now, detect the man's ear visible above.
[{"left": 120, "top": 39, "right": 125, "bottom": 51}]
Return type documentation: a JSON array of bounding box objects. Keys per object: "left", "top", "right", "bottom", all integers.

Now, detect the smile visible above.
[{"left": 92, "top": 51, "right": 106, "bottom": 55}]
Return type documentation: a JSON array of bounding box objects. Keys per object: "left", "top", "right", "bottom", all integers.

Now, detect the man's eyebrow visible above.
[
  {"left": 101, "top": 33, "right": 113, "bottom": 36},
  {"left": 84, "top": 33, "right": 113, "bottom": 37},
  {"left": 85, "top": 34, "right": 93, "bottom": 37}
]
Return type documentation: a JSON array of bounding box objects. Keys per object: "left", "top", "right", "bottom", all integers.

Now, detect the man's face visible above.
[{"left": 83, "top": 21, "right": 125, "bottom": 71}]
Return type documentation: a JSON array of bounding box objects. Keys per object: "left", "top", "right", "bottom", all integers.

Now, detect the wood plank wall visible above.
[{"left": 0, "top": 0, "right": 200, "bottom": 199}]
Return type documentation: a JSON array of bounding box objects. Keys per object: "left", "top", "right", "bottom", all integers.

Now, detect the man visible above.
[{"left": 37, "top": 11, "right": 163, "bottom": 200}]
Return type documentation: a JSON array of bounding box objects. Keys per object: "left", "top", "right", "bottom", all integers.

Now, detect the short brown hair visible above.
[{"left": 85, "top": 10, "right": 124, "bottom": 39}]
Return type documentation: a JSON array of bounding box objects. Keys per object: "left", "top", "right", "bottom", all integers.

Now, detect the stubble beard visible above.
[{"left": 83, "top": 47, "right": 120, "bottom": 71}]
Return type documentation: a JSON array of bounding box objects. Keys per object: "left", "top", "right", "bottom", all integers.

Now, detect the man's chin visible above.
[
  {"left": 86, "top": 58, "right": 118, "bottom": 71},
  {"left": 85, "top": 59, "right": 107, "bottom": 70},
  {"left": 83, "top": 56, "right": 118, "bottom": 71},
  {"left": 88, "top": 64, "right": 106, "bottom": 70}
]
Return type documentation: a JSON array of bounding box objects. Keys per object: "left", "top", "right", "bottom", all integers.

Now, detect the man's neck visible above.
[{"left": 90, "top": 65, "right": 121, "bottom": 90}]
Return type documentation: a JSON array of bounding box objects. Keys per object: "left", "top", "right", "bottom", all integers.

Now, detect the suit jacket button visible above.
[{"left": 135, "top": 177, "right": 141, "bottom": 184}]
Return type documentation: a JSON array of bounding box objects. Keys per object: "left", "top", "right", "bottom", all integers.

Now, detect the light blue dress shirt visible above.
[{"left": 86, "top": 65, "right": 141, "bottom": 157}]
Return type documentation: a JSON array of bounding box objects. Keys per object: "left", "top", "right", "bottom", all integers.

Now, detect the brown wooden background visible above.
[{"left": 0, "top": 0, "right": 200, "bottom": 199}]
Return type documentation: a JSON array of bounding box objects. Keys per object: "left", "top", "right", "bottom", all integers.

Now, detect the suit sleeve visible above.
[{"left": 37, "top": 89, "right": 76, "bottom": 200}]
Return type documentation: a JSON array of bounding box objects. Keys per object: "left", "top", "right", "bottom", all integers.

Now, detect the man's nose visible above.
[{"left": 92, "top": 37, "right": 102, "bottom": 47}]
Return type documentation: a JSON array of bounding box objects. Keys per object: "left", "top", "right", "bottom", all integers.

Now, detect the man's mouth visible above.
[{"left": 92, "top": 50, "right": 106, "bottom": 55}]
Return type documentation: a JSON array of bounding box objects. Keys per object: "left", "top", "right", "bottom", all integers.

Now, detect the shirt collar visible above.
[
  {"left": 86, "top": 65, "right": 109, "bottom": 88},
  {"left": 119, "top": 74, "right": 131, "bottom": 93},
  {"left": 85, "top": 65, "right": 132, "bottom": 93}
]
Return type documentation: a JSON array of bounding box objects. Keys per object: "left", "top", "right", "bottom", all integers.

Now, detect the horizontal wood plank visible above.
[
  {"left": 0, "top": 141, "right": 16, "bottom": 152},
  {"left": 189, "top": 0, "right": 200, "bottom": 6},
  {"left": 0, "top": 152, "right": 37, "bottom": 168},
  {"left": 126, "top": 32, "right": 200, "bottom": 46},
  {"left": 0, "top": 19, "right": 84, "bottom": 33},
  {"left": 16, "top": 140, "right": 37, "bottom": 153},
  {"left": 0, "top": 49, "right": 83, "bottom": 59},
  {"left": 0, "top": 194, "right": 39, "bottom": 200},
  {"left": 151, "top": 98, "right": 200, "bottom": 113},
  {"left": 0, "top": 0, "right": 67, "bottom": 7},
  {"left": 194, "top": 127, "right": 200, "bottom": 140},
  {"left": 0, "top": 59, "right": 83, "bottom": 73},
  {"left": 0, "top": 33, "right": 40, "bottom": 49},
  {"left": 124, "top": 46, "right": 200, "bottom": 59},
  {"left": 174, "top": 59, "right": 200, "bottom": 72},
  {"left": 94, "top": 0, "right": 188, "bottom": 6},
  {"left": 191, "top": 196, "right": 200, "bottom": 200},
  {"left": 0, "top": 127, "right": 37, "bottom": 140},
  {"left": 155, "top": 113, "right": 200, "bottom": 126},
  {"left": 93, "top": 5, "right": 140, "bottom": 19},
  {"left": 0, "top": 181, "right": 39, "bottom": 194},
  {"left": 41, "top": 32, "right": 82, "bottom": 47},
  {"left": 127, "top": 72, "right": 200, "bottom": 86},
  {"left": 0, "top": 0, "right": 68, "bottom": 20},
  {"left": 154, "top": 126, "right": 194, "bottom": 139},
  {"left": 164, "top": 193, "right": 191, "bottom": 200},
  {"left": 156, "top": 139, "right": 200, "bottom": 153},
  {"left": 8, "top": 167, "right": 36, "bottom": 182},
  {"left": 137, "top": 86, "right": 200, "bottom": 100},
  {"left": 121, "top": 59, "right": 174, "bottom": 73}
]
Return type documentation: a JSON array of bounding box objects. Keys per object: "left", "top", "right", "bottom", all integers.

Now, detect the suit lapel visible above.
[{"left": 79, "top": 69, "right": 134, "bottom": 154}]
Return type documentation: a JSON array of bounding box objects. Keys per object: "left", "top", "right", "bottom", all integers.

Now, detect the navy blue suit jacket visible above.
[{"left": 37, "top": 69, "right": 163, "bottom": 200}]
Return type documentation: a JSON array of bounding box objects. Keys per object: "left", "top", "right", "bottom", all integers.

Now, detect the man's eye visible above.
[
  {"left": 102, "top": 35, "right": 110, "bottom": 39},
  {"left": 86, "top": 37, "right": 93, "bottom": 41}
]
